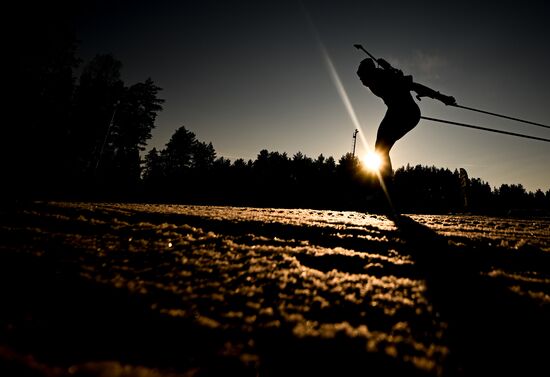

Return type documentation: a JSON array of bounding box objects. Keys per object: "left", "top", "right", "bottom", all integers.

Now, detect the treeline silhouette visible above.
[
  {"left": 6, "top": 4, "right": 549, "bottom": 215},
  {"left": 6, "top": 3, "right": 163, "bottom": 200},
  {"left": 141, "top": 126, "right": 550, "bottom": 214}
]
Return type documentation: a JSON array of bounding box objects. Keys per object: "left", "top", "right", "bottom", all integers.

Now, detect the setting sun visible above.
[{"left": 362, "top": 151, "right": 382, "bottom": 172}]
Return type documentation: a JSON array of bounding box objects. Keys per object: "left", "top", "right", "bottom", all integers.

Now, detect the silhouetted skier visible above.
[{"left": 357, "top": 57, "right": 456, "bottom": 181}]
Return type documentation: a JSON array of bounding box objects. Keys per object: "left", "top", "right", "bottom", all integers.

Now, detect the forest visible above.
[
  {"left": 5, "top": 4, "right": 549, "bottom": 215},
  {"left": 140, "top": 128, "right": 550, "bottom": 214}
]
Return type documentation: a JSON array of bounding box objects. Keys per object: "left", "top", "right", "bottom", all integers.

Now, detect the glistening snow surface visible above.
[{"left": 0, "top": 202, "right": 549, "bottom": 376}]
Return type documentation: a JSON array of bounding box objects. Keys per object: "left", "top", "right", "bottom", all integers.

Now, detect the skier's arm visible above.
[
  {"left": 376, "top": 57, "right": 456, "bottom": 105},
  {"left": 411, "top": 82, "right": 456, "bottom": 105}
]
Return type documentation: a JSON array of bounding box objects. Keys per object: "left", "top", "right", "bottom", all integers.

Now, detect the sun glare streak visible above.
[
  {"left": 318, "top": 48, "right": 371, "bottom": 152},
  {"left": 301, "top": 3, "right": 395, "bottom": 214},
  {"left": 301, "top": 4, "right": 370, "bottom": 152},
  {"left": 319, "top": 44, "right": 395, "bottom": 212}
]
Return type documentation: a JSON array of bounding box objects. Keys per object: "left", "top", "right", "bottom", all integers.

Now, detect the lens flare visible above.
[
  {"left": 301, "top": 5, "right": 369, "bottom": 152},
  {"left": 363, "top": 151, "right": 382, "bottom": 172},
  {"left": 301, "top": 4, "right": 395, "bottom": 214}
]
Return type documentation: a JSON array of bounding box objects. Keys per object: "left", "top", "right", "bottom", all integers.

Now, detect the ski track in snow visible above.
[{"left": 0, "top": 202, "right": 549, "bottom": 376}]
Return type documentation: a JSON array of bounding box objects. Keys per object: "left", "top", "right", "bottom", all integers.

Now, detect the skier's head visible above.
[{"left": 357, "top": 58, "right": 376, "bottom": 84}]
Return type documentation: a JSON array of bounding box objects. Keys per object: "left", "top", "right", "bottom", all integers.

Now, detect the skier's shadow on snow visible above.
[{"left": 392, "top": 214, "right": 549, "bottom": 377}]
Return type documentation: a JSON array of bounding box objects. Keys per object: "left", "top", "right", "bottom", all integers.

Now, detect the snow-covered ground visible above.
[{"left": 0, "top": 202, "right": 549, "bottom": 376}]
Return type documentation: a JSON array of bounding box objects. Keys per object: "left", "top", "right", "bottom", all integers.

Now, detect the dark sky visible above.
[{"left": 73, "top": 0, "right": 550, "bottom": 190}]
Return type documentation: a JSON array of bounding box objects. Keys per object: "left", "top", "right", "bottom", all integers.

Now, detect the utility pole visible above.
[{"left": 351, "top": 129, "right": 359, "bottom": 157}]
